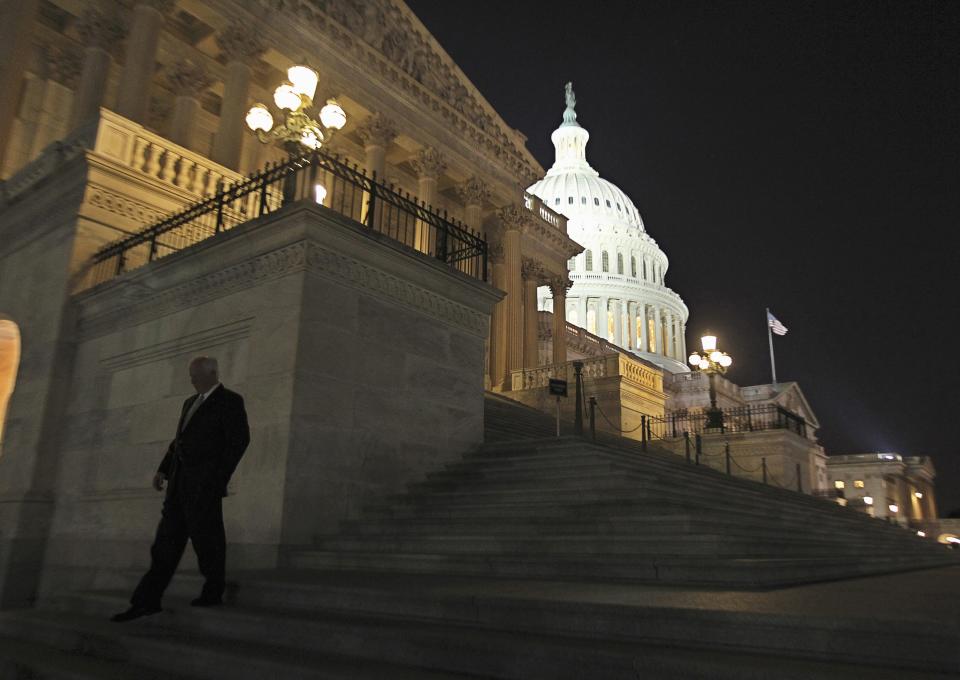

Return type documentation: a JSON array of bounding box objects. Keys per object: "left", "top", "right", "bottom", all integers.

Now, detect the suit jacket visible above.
[{"left": 158, "top": 385, "right": 250, "bottom": 498}]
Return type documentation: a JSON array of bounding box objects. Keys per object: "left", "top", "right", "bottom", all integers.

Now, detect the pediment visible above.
[{"left": 267, "top": 0, "right": 542, "bottom": 182}]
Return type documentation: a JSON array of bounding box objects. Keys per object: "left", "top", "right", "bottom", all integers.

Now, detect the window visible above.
[
  {"left": 567, "top": 257, "right": 576, "bottom": 271},
  {"left": 554, "top": 197, "right": 560, "bottom": 205},
  {"left": 834, "top": 481, "right": 845, "bottom": 489},
  {"left": 854, "top": 480, "right": 865, "bottom": 488},
  {"left": 631, "top": 256, "right": 637, "bottom": 278},
  {"left": 601, "top": 251, "right": 609, "bottom": 272},
  {"left": 568, "top": 196, "right": 574, "bottom": 204},
  {"left": 594, "top": 197, "right": 600, "bottom": 206},
  {"left": 616, "top": 203, "right": 621, "bottom": 211},
  {"left": 605, "top": 200, "right": 611, "bottom": 208},
  {"left": 584, "top": 250, "right": 593, "bottom": 271},
  {"left": 642, "top": 260, "right": 647, "bottom": 280},
  {"left": 581, "top": 196, "right": 587, "bottom": 204},
  {"left": 617, "top": 253, "right": 624, "bottom": 274}
]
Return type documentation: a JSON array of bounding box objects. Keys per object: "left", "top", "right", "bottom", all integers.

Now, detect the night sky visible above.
[{"left": 406, "top": 0, "right": 960, "bottom": 513}]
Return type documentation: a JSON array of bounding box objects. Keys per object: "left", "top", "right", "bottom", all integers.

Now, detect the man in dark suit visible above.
[{"left": 112, "top": 356, "right": 250, "bottom": 622}]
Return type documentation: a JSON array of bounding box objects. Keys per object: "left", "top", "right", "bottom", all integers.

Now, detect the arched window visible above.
[
  {"left": 0, "top": 319, "right": 21, "bottom": 449},
  {"left": 568, "top": 196, "right": 574, "bottom": 204},
  {"left": 642, "top": 259, "right": 648, "bottom": 280},
  {"left": 617, "top": 253, "right": 624, "bottom": 274},
  {"left": 631, "top": 256, "right": 637, "bottom": 278},
  {"left": 601, "top": 251, "right": 610, "bottom": 272},
  {"left": 585, "top": 250, "right": 593, "bottom": 271},
  {"left": 567, "top": 257, "right": 576, "bottom": 271}
]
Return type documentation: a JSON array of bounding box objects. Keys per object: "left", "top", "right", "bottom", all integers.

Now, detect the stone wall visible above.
[{"left": 30, "top": 200, "right": 498, "bottom": 599}]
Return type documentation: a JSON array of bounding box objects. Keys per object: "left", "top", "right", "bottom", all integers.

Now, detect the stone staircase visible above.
[{"left": 1, "top": 392, "right": 958, "bottom": 679}]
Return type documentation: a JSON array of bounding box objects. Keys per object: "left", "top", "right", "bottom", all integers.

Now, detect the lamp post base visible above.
[{"left": 705, "top": 407, "right": 725, "bottom": 430}]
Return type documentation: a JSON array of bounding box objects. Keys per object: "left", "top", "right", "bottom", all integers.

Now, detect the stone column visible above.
[
  {"left": 638, "top": 303, "right": 648, "bottom": 352},
  {"left": 18, "top": 46, "right": 80, "bottom": 162},
  {"left": 549, "top": 276, "right": 570, "bottom": 365},
  {"left": 626, "top": 302, "right": 637, "bottom": 349},
  {"left": 356, "top": 112, "right": 397, "bottom": 180},
  {"left": 522, "top": 257, "right": 543, "bottom": 368},
  {"left": 498, "top": 206, "right": 527, "bottom": 383},
  {"left": 488, "top": 242, "right": 508, "bottom": 390},
  {"left": 665, "top": 311, "right": 676, "bottom": 359},
  {"left": 653, "top": 307, "right": 663, "bottom": 355},
  {"left": 410, "top": 146, "right": 446, "bottom": 253},
  {"left": 212, "top": 22, "right": 265, "bottom": 170},
  {"left": 70, "top": 9, "right": 125, "bottom": 130},
  {"left": 116, "top": 0, "right": 172, "bottom": 124},
  {"left": 0, "top": 0, "right": 39, "bottom": 170},
  {"left": 164, "top": 59, "right": 211, "bottom": 149},
  {"left": 680, "top": 322, "right": 688, "bottom": 360},
  {"left": 458, "top": 177, "right": 490, "bottom": 231},
  {"left": 597, "top": 296, "right": 609, "bottom": 340},
  {"left": 612, "top": 299, "right": 622, "bottom": 346},
  {"left": 577, "top": 296, "right": 587, "bottom": 330}
]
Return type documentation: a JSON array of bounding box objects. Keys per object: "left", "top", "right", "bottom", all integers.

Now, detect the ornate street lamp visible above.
[
  {"left": 687, "top": 333, "right": 733, "bottom": 430},
  {"left": 245, "top": 63, "right": 346, "bottom": 157}
]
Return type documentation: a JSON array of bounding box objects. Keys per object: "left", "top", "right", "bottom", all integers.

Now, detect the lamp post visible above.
[
  {"left": 244, "top": 64, "right": 347, "bottom": 202},
  {"left": 687, "top": 333, "right": 733, "bottom": 430}
]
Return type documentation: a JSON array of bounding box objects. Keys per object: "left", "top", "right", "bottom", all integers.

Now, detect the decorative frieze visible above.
[
  {"left": 75, "top": 8, "right": 126, "bottom": 51},
  {"left": 356, "top": 112, "right": 398, "bottom": 148},
  {"left": 164, "top": 60, "right": 212, "bottom": 97},
  {"left": 410, "top": 146, "right": 446, "bottom": 179},
  {"left": 215, "top": 21, "right": 267, "bottom": 63},
  {"left": 458, "top": 176, "right": 490, "bottom": 207}
]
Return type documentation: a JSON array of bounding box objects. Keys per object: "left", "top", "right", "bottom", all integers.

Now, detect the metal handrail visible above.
[
  {"left": 86, "top": 148, "right": 488, "bottom": 287},
  {"left": 647, "top": 404, "right": 809, "bottom": 439}
]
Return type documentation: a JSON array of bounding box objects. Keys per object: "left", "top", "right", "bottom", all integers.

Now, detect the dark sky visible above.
[{"left": 406, "top": 0, "right": 960, "bottom": 513}]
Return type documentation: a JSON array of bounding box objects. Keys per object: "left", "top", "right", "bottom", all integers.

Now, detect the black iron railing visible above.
[
  {"left": 86, "top": 149, "right": 488, "bottom": 287},
  {"left": 647, "top": 405, "right": 809, "bottom": 440}
]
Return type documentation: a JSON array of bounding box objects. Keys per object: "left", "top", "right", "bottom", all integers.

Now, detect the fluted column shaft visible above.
[
  {"left": 612, "top": 299, "right": 622, "bottom": 346},
  {"left": 166, "top": 61, "right": 211, "bottom": 150},
  {"left": 523, "top": 275, "right": 539, "bottom": 368},
  {"left": 116, "top": 3, "right": 166, "bottom": 123},
  {"left": 577, "top": 297, "right": 587, "bottom": 329},
  {"left": 551, "top": 285, "right": 567, "bottom": 365},
  {"left": 489, "top": 247, "right": 507, "bottom": 390},
  {"left": 504, "top": 229, "right": 524, "bottom": 377},
  {"left": 213, "top": 60, "right": 252, "bottom": 170},
  {"left": 654, "top": 307, "right": 664, "bottom": 355},
  {"left": 0, "top": 0, "right": 38, "bottom": 170},
  {"left": 681, "top": 323, "right": 688, "bottom": 360},
  {"left": 666, "top": 311, "right": 676, "bottom": 359}
]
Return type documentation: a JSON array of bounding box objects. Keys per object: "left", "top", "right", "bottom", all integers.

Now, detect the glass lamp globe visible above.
[
  {"left": 888, "top": 504, "right": 898, "bottom": 513},
  {"left": 319, "top": 99, "right": 347, "bottom": 130},
  {"left": 863, "top": 496, "right": 873, "bottom": 505},
  {"left": 245, "top": 104, "right": 273, "bottom": 132},
  {"left": 719, "top": 355, "right": 732, "bottom": 368},
  {"left": 688, "top": 353, "right": 701, "bottom": 366},
  {"left": 701, "top": 335, "right": 717, "bottom": 352},
  {"left": 287, "top": 65, "right": 319, "bottom": 101},
  {"left": 299, "top": 125, "right": 323, "bottom": 150},
  {"left": 273, "top": 83, "right": 302, "bottom": 111},
  {"left": 709, "top": 351, "right": 723, "bottom": 363},
  {"left": 698, "top": 359, "right": 709, "bottom": 370}
]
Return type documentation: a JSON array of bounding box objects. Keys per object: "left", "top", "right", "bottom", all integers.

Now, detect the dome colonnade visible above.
[{"left": 528, "top": 83, "right": 689, "bottom": 373}]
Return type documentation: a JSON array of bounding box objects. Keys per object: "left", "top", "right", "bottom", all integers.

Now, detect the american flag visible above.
[{"left": 767, "top": 311, "right": 788, "bottom": 336}]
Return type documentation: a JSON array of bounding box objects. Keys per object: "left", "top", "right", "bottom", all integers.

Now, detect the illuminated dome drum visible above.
[{"left": 528, "top": 84, "right": 690, "bottom": 373}]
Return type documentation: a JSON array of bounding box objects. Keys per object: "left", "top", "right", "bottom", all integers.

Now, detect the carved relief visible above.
[
  {"left": 356, "top": 112, "right": 398, "bottom": 148},
  {"left": 521, "top": 256, "right": 545, "bottom": 282},
  {"left": 548, "top": 275, "right": 573, "bottom": 297},
  {"left": 215, "top": 21, "right": 267, "bottom": 63},
  {"left": 165, "top": 60, "right": 213, "bottom": 97},
  {"left": 458, "top": 176, "right": 490, "bottom": 207},
  {"left": 75, "top": 8, "right": 126, "bottom": 51},
  {"left": 496, "top": 203, "right": 532, "bottom": 232},
  {"left": 410, "top": 146, "right": 446, "bottom": 179}
]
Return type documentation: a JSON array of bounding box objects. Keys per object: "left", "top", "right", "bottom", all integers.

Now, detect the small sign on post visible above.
[{"left": 549, "top": 378, "right": 567, "bottom": 437}]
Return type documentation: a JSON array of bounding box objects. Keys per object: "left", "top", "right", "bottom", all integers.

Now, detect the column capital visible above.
[
  {"left": 215, "top": 21, "right": 266, "bottom": 64},
  {"left": 488, "top": 242, "right": 505, "bottom": 265},
  {"left": 165, "top": 59, "right": 212, "bottom": 97},
  {"left": 521, "top": 256, "right": 546, "bottom": 282},
  {"left": 411, "top": 145, "right": 447, "bottom": 179},
  {"left": 496, "top": 203, "right": 532, "bottom": 232},
  {"left": 548, "top": 274, "right": 573, "bottom": 297},
  {"left": 47, "top": 45, "right": 82, "bottom": 88},
  {"left": 458, "top": 176, "right": 490, "bottom": 207},
  {"left": 356, "top": 112, "right": 398, "bottom": 148},
  {"left": 76, "top": 8, "right": 126, "bottom": 51}
]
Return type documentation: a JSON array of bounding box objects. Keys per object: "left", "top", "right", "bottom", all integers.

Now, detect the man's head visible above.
[{"left": 188, "top": 356, "right": 219, "bottom": 394}]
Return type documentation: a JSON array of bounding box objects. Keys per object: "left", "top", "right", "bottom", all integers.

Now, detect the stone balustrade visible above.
[
  {"left": 92, "top": 109, "right": 243, "bottom": 197},
  {"left": 511, "top": 352, "right": 661, "bottom": 392},
  {"left": 524, "top": 192, "right": 567, "bottom": 232}
]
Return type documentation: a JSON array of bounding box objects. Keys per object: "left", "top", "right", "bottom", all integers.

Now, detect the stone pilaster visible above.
[
  {"left": 653, "top": 307, "right": 664, "bottom": 355},
  {"left": 521, "top": 256, "right": 544, "bottom": 368},
  {"left": 71, "top": 8, "right": 126, "bottom": 129},
  {"left": 212, "top": 22, "right": 266, "bottom": 170},
  {"left": 639, "top": 303, "right": 649, "bottom": 352},
  {"left": 410, "top": 146, "right": 446, "bottom": 252},
  {"left": 116, "top": 0, "right": 173, "bottom": 124},
  {"left": 488, "top": 242, "right": 507, "bottom": 389},
  {"left": 612, "top": 299, "right": 623, "bottom": 346},
  {"left": 665, "top": 310, "right": 675, "bottom": 359},
  {"left": 497, "top": 205, "right": 527, "bottom": 381},
  {"left": 164, "top": 59, "right": 211, "bottom": 149}
]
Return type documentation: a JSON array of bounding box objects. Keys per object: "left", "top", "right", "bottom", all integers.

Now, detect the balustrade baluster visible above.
[
  {"left": 161, "top": 150, "right": 177, "bottom": 183},
  {"left": 145, "top": 143, "right": 162, "bottom": 178},
  {"left": 131, "top": 137, "right": 149, "bottom": 172}
]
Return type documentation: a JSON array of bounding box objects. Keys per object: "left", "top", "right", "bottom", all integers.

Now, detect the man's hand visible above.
[{"left": 152, "top": 472, "right": 167, "bottom": 491}]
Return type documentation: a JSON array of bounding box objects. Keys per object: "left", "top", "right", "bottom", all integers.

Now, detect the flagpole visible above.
[{"left": 766, "top": 307, "right": 778, "bottom": 388}]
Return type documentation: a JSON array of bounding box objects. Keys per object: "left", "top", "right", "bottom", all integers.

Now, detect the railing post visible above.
[
  {"left": 684, "top": 432, "right": 691, "bottom": 463},
  {"left": 641, "top": 415, "right": 647, "bottom": 452},
  {"left": 796, "top": 462, "right": 803, "bottom": 492},
  {"left": 148, "top": 235, "right": 157, "bottom": 262},
  {"left": 435, "top": 214, "right": 449, "bottom": 263},
  {"left": 695, "top": 434, "right": 702, "bottom": 465},
  {"left": 366, "top": 173, "right": 377, "bottom": 228},
  {"left": 573, "top": 361, "right": 584, "bottom": 436},
  {"left": 115, "top": 250, "right": 126, "bottom": 275},
  {"left": 258, "top": 165, "right": 269, "bottom": 216},
  {"left": 747, "top": 406, "right": 753, "bottom": 431},
  {"left": 671, "top": 413, "right": 677, "bottom": 438},
  {"left": 215, "top": 180, "right": 225, "bottom": 233},
  {"left": 762, "top": 457, "right": 768, "bottom": 485},
  {"left": 725, "top": 442, "right": 731, "bottom": 475},
  {"left": 588, "top": 396, "right": 597, "bottom": 442}
]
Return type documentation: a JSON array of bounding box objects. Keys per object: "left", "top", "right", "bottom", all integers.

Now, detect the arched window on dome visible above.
[
  {"left": 594, "top": 198, "right": 599, "bottom": 206},
  {"left": 631, "top": 256, "right": 637, "bottom": 278},
  {"left": 642, "top": 259, "right": 648, "bottom": 280},
  {"left": 584, "top": 250, "right": 593, "bottom": 271},
  {"left": 617, "top": 253, "right": 624, "bottom": 275},
  {"left": 605, "top": 200, "right": 611, "bottom": 208},
  {"left": 568, "top": 196, "right": 574, "bottom": 204},
  {"left": 601, "top": 251, "right": 609, "bottom": 273},
  {"left": 581, "top": 197, "right": 587, "bottom": 205},
  {"left": 554, "top": 197, "right": 560, "bottom": 205}
]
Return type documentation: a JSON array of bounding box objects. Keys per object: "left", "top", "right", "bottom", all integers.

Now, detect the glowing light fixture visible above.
[
  {"left": 245, "top": 104, "right": 273, "bottom": 132},
  {"left": 863, "top": 495, "right": 873, "bottom": 505},
  {"left": 314, "top": 183, "right": 327, "bottom": 205},
  {"left": 287, "top": 64, "right": 319, "bottom": 100},
  {"left": 700, "top": 335, "right": 717, "bottom": 352},
  {"left": 273, "top": 82, "right": 301, "bottom": 111},
  {"left": 688, "top": 333, "right": 733, "bottom": 430},
  {"left": 914, "top": 492, "right": 923, "bottom": 499},
  {"left": 688, "top": 353, "right": 701, "bottom": 366},
  {"left": 319, "top": 99, "right": 347, "bottom": 130},
  {"left": 888, "top": 504, "right": 898, "bottom": 513},
  {"left": 299, "top": 125, "right": 322, "bottom": 150},
  {"left": 917, "top": 531, "right": 926, "bottom": 537},
  {"left": 718, "top": 355, "right": 732, "bottom": 368},
  {"left": 834, "top": 481, "right": 845, "bottom": 489}
]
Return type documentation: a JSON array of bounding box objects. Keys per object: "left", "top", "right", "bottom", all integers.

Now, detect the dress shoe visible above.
[
  {"left": 190, "top": 596, "right": 223, "bottom": 607},
  {"left": 110, "top": 605, "right": 161, "bottom": 622}
]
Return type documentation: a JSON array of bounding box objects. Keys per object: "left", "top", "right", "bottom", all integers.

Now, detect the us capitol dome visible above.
[{"left": 528, "top": 83, "right": 690, "bottom": 374}]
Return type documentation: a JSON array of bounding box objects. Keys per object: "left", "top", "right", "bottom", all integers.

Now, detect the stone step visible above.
[{"left": 45, "top": 572, "right": 960, "bottom": 677}]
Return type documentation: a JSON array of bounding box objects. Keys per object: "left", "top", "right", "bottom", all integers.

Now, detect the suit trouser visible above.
[{"left": 131, "top": 476, "right": 226, "bottom": 607}]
